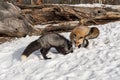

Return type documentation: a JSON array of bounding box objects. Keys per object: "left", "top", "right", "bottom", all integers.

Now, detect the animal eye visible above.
[
  {"left": 79, "top": 37, "right": 83, "bottom": 39},
  {"left": 74, "top": 34, "right": 76, "bottom": 37}
]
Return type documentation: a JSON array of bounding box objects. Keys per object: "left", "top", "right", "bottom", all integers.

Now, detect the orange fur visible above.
[
  {"left": 70, "top": 26, "right": 99, "bottom": 47},
  {"left": 86, "top": 27, "right": 100, "bottom": 39},
  {"left": 70, "top": 26, "right": 90, "bottom": 47}
]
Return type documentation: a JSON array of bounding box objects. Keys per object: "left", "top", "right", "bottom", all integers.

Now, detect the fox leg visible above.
[
  {"left": 40, "top": 48, "right": 51, "bottom": 59},
  {"left": 55, "top": 47, "right": 62, "bottom": 53},
  {"left": 78, "top": 39, "right": 89, "bottom": 48},
  {"left": 82, "top": 39, "right": 89, "bottom": 48}
]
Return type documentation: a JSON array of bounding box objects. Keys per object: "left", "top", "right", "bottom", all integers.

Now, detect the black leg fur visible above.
[
  {"left": 83, "top": 39, "right": 89, "bottom": 48},
  {"left": 40, "top": 48, "right": 51, "bottom": 59}
]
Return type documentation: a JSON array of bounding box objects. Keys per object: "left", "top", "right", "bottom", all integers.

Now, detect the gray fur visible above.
[{"left": 22, "top": 33, "right": 73, "bottom": 60}]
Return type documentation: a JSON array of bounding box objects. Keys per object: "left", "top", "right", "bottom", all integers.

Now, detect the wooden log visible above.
[
  {"left": 42, "top": 21, "right": 79, "bottom": 33},
  {"left": 18, "top": 4, "right": 120, "bottom": 26},
  {"left": 16, "top": 4, "right": 58, "bottom": 9},
  {"left": 0, "top": 2, "right": 32, "bottom": 37},
  {"left": 0, "top": 3, "right": 120, "bottom": 43},
  {"left": 30, "top": 21, "right": 79, "bottom": 35},
  {"left": 1, "top": 3, "right": 120, "bottom": 39},
  {"left": 4, "top": 0, "right": 120, "bottom": 5}
]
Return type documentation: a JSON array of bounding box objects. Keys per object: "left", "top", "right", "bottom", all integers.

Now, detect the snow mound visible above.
[{"left": 0, "top": 21, "right": 120, "bottom": 80}]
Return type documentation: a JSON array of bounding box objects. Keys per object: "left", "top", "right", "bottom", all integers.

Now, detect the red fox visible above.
[
  {"left": 21, "top": 33, "right": 73, "bottom": 61},
  {"left": 70, "top": 26, "right": 99, "bottom": 48}
]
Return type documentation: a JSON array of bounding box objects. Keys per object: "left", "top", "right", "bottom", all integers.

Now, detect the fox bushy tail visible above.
[{"left": 21, "top": 40, "right": 41, "bottom": 61}]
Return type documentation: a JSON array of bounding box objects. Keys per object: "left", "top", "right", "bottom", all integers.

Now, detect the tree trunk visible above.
[
  {"left": 17, "top": 4, "right": 120, "bottom": 25},
  {"left": 0, "top": 2, "right": 32, "bottom": 37},
  {"left": 0, "top": 2, "right": 120, "bottom": 44}
]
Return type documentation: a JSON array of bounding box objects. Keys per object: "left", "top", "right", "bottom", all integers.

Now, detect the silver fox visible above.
[{"left": 21, "top": 33, "right": 73, "bottom": 61}]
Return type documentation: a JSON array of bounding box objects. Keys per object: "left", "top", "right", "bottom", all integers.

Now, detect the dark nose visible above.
[
  {"left": 78, "top": 44, "right": 81, "bottom": 48},
  {"left": 71, "top": 50, "right": 73, "bottom": 53}
]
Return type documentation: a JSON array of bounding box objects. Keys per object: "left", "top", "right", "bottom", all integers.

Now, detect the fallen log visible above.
[
  {"left": 0, "top": 3, "right": 120, "bottom": 44},
  {"left": 17, "top": 4, "right": 120, "bottom": 26},
  {"left": 0, "top": 2, "right": 32, "bottom": 37}
]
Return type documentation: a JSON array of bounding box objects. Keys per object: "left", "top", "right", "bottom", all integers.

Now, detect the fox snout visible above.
[
  {"left": 74, "top": 39, "right": 84, "bottom": 47},
  {"left": 69, "top": 48, "right": 73, "bottom": 53},
  {"left": 75, "top": 39, "right": 89, "bottom": 48},
  {"left": 65, "top": 49, "right": 73, "bottom": 54},
  {"left": 70, "top": 49, "right": 73, "bottom": 53},
  {"left": 65, "top": 46, "right": 73, "bottom": 54}
]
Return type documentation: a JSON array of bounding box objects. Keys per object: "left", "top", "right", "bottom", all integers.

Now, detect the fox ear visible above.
[{"left": 86, "top": 27, "right": 100, "bottom": 39}]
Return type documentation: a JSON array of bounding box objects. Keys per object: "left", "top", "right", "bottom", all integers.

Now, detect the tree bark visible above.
[
  {"left": 0, "top": 2, "right": 32, "bottom": 37},
  {"left": 18, "top": 4, "right": 120, "bottom": 25},
  {"left": 0, "top": 3, "right": 120, "bottom": 44}
]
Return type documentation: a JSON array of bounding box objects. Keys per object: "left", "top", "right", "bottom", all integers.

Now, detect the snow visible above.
[
  {"left": 69, "top": 3, "right": 120, "bottom": 9},
  {"left": 1, "top": 2, "right": 120, "bottom": 79},
  {"left": 0, "top": 21, "right": 120, "bottom": 80}
]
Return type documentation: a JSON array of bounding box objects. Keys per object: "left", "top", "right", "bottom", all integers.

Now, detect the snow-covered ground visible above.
[
  {"left": 0, "top": 20, "right": 120, "bottom": 80},
  {"left": 56, "top": 3, "right": 120, "bottom": 10},
  {"left": 70, "top": 3, "right": 120, "bottom": 9}
]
